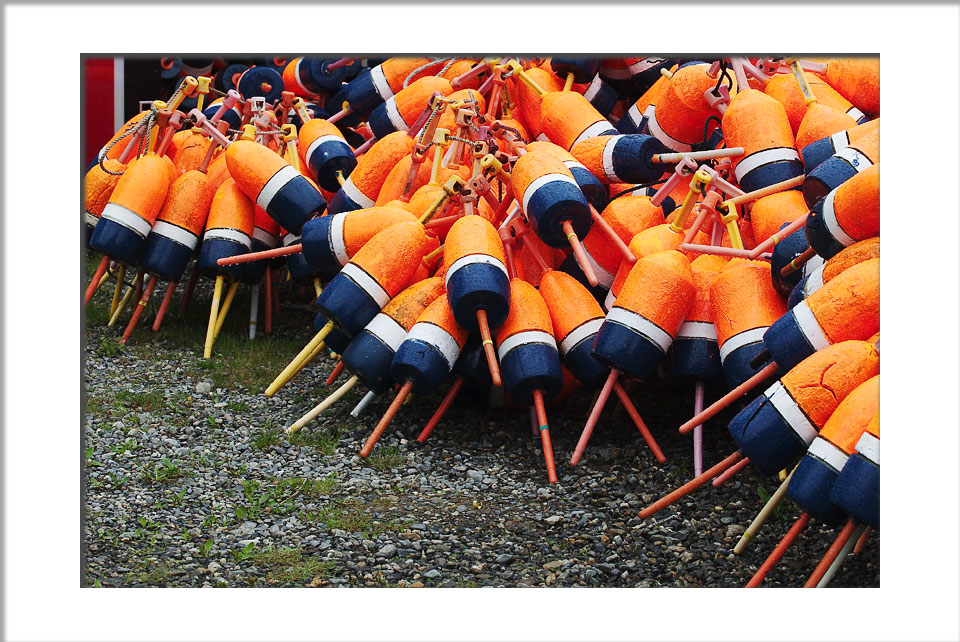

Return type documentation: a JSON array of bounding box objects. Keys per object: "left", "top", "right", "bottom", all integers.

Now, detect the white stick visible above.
[
  {"left": 816, "top": 523, "right": 866, "bottom": 587},
  {"left": 286, "top": 375, "right": 359, "bottom": 434},
  {"left": 350, "top": 390, "right": 377, "bottom": 417},
  {"left": 249, "top": 284, "right": 259, "bottom": 340},
  {"left": 650, "top": 147, "right": 745, "bottom": 164}
]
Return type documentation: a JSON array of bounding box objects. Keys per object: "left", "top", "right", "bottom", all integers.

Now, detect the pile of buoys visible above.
[{"left": 84, "top": 55, "right": 879, "bottom": 587}]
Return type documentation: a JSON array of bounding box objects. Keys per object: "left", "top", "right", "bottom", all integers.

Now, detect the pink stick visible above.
[
  {"left": 749, "top": 213, "right": 808, "bottom": 259},
  {"left": 326, "top": 58, "right": 355, "bottom": 71},
  {"left": 679, "top": 244, "right": 762, "bottom": 259},
  {"left": 353, "top": 136, "right": 376, "bottom": 155},
  {"left": 570, "top": 370, "right": 618, "bottom": 466},
  {"left": 693, "top": 381, "right": 705, "bottom": 477}
]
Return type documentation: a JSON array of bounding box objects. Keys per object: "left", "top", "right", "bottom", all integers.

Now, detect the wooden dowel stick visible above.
[
  {"left": 563, "top": 220, "right": 598, "bottom": 287},
  {"left": 120, "top": 275, "right": 159, "bottom": 344},
  {"left": 109, "top": 264, "right": 127, "bottom": 318},
  {"left": 216, "top": 243, "right": 302, "bottom": 266},
  {"left": 476, "top": 309, "right": 502, "bottom": 387},
  {"left": 804, "top": 520, "right": 858, "bottom": 588},
  {"left": 84, "top": 255, "right": 110, "bottom": 306},
  {"left": 179, "top": 262, "right": 200, "bottom": 317},
  {"left": 360, "top": 380, "right": 414, "bottom": 457},
  {"left": 264, "top": 266, "right": 273, "bottom": 334},
  {"left": 264, "top": 322, "right": 335, "bottom": 396},
  {"left": 745, "top": 513, "right": 811, "bottom": 587},
  {"left": 723, "top": 175, "right": 804, "bottom": 209},
  {"left": 152, "top": 280, "right": 177, "bottom": 332},
  {"left": 203, "top": 275, "right": 225, "bottom": 359},
  {"left": 816, "top": 523, "right": 866, "bottom": 588},
  {"left": 350, "top": 390, "right": 377, "bottom": 417},
  {"left": 286, "top": 375, "right": 360, "bottom": 434},
  {"left": 212, "top": 279, "right": 240, "bottom": 341},
  {"left": 638, "top": 451, "right": 742, "bottom": 519},
  {"left": 325, "top": 360, "right": 345, "bottom": 386},
  {"left": 249, "top": 284, "right": 259, "bottom": 339},
  {"left": 734, "top": 467, "right": 797, "bottom": 555},
  {"left": 853, "top": 525, "right": 872, "bottom": 555},
  {"left": 780, "top": 247, "right": 818, "bottom": 278},
  {"left": 590, "top": 205, "right": 635, "bottom": 263}
]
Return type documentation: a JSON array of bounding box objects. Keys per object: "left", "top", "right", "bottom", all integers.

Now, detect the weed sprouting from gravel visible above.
[
  {"left": 365, "top": 446, "right": 403, "bottom": 472},
  {"left": 252, "top": 547, "right": 337, "bottom": 585},
  {"left": 252, "top": 428, "right": 283, "bottom": 451},
  {"left": 288, "top": 428, "right": 341, "bottom": 455}
]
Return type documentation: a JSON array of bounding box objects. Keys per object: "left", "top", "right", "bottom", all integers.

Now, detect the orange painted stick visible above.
[
  {"left": 638, "top": 451, "right": 743, "bottom": 519},
  {"left": 804, "top": 519, "right": 858, "bottom": 588},
  {"left": 85, "top": 256, "right": 110, "bottom": 306},
  {"left": 562, "top": 220, "right": 598, "bottom": 287},
  {"left": 502, "top": 242, "right": 517, "bottom": 279},
  {"left": 152, "top": 280, "right": 177, "bottom": 332},
  {"left": 178, "top": 262, "right": 200, "bottom": 316},
  {"left": 780, "top": 247, "right": 818, "bottom": 278},
  {"left": 745, "top": 512, "right": 812, "bottom": 587},
  {"left": 712, "top": 455, "right": 751, "bottom": 487},
  {"left": 417, "top": 377, "right": 464, "bottom": 443},
  {"left": 570, "top": 369, "right": 619, "bottom": 466},
  {"left": 853, "top": 526, "right": 872, "bottom": 554},
  {"left": 613, "top": 381, "right": 666, "bottom": 463},
  {"left": 325, "top": 360, "right": 345, "bottom": 386},
  {"left": 533, "top": 389, "right": 558, "bottom": 484},
  {"left": 590, "top": 206, "right": 635, "bottom": 263},
  {"left": 217, "top": 243, "right": 302, "bottom": 266},
  {"left": 678, "top": 362, "right": 779, "bottom": 434},
  {"left": 476, "top": 309, "right": 502, "bottom": 387},
  {"left": 518, "top": 233, "right": 550, "bottom": 272},
  {"left": 360, "top": 380, "right": 414, "bottom": 458},
  {"left": 120, "top": 275, "right": 159, "bottom": 344}
]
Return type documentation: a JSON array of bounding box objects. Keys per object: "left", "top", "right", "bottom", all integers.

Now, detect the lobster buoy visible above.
[
  {"left": 749, "top": 190, "right": 809, "bottom": 245},
  {"left": 788, "top": 237, "right": 880, "bottom": 308},
  {"left": 805, "top": 163, "right": 879, "bottom": 259},
  {"left": 300, "top": 206, "right": 417, "bottom": 278},
  {"left": 198, "top": 179, "right": 254, "bottom": 279},
  {"left": 539, "top": 90, "right": 617, "bottom": 151},
  {"left": 616, "top": 64, "right": 674, "bottom": 135},
  {"left": 539, "top": 269, "right": 608, "bottom": 389},
  {"left": 237, "top": 66, "right": 283, "bottom": 105},
  {"left": 368, "top": 76, "right": 453, "bottom": 140},
  {"left": 327, "top": 131, "right": 415, "bottom": 214},
  {"left": 234, "top": 205, "right": 282, "bottom": 285},
  {"left": 593, "top": 250, "right": 696, "bottom": 381},
  {"left": 769, "top": 225, "right": 824, "bottom": 295},
  {"left": 800, "top": 118, "right": 879, "bottom": 171},
  {"left": 710, "top": 259, "right": 786, "bottom": 387},
  {"left": 202, "top": 98, "right": 243, "bottom": 131},
  {"left": 83, "top": 159, "right": 125, "bottom": 242},
  {"left": 787, "top": 375, "right": 879, "bottom": 526},
  {"left": 829, "top": 411, "right": 880, "bottom": 529},
  {"left": 794, "top": 103, "right": 857, "bottom": 152},
  {"left": 643, "top": 62, "right": 724, "bottom": 153},
  {"left": 390, "top": 293, "right": 468, "bottom": 396},
  {"left": 723, "top": 89, "right": 803, "bottom": 193},
  {"left": 550, "top": 58, "right": 601, "bottom": 84},
  {"left": 213, "top": 63, "right": 247, "bottom": 94},
  {"left": 526, "top": 141, "right": 609, "bottom": 213},
  {"left": 578, "top": 73, "right": 619, "bottom": 119},
  {"left": 764, "top": 72, "right": 867, "bottom": 133},
  {"left": 824, "top": 58, "right": 880, "bottom": 116},
  {"left": 90, "top": 154, "right": 172, "bottom": 265},
  {"left": 666, "top": 254, "right": 728, "bottom": 382},
  {"left": 762, "top": 258, "right": 879, "bottom": 372},
  {"left": 141, "top": 169, "right": 214, "bottom": 282},
  {"left": 802, "top": 126, "right": 879, "bottom": 206},
  {"left": 299, "top": 118, "right": 358, "bottom": 193},
  {"left": 340, "top": 57, "right": 437, "bottom": 118},
  {"left": 570, "top": 134, "right": 670, "bottom": 186},
  {"left": 512, "top": 149, "right": 592, "bottom": 248},
  {"left": 727, "top": 339, "right": 879, "bottom": 476},
  {"left": 510, "top": 67, "right": 564, "bottom": 140}
]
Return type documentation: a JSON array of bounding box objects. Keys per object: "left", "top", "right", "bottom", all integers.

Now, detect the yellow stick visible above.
[
  {"left": 286, "top": 375, "right": 360, "bottom": 434},
  {"left": 563, "top": 72, "right": 575, "bottom": 92},
  {"left": 107, "top": 283, "right": 136, "bottom": 327},
  {"left": 313, "top": 279, "right": 323, "bottom": 299},
  {"left": 109, "top": 264, "right": 127, "bottom": 317},
  {"left": 212, "top": 279, "right": 240, "bottom": 341},
  {"left": 265, "top": 321, "right": 335, "bottom": 397},
  {"left": 289, "top": 340, "right": 327, "bottom": 380},
  {"left": 203, "top": 275, "right": 224, "bottom": 359}
]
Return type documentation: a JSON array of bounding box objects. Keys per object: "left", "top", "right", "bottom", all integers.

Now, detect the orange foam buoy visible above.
[
  {"left": 374, "top": 155, "right": 468, "bottom": 206},
  {"left": 298, "top": 118, "right": 358, "bottom": 193},
  {"left": 83, "top": 158, "right": 125, "bottom": 236},
  {"left": 802, "top": 125, "right": 879, "bottom": 207},
  {"left": 794, "top": 103, "right": 858, "bottom": 152},
  {"left": 800, "top": 117, "right": 879, "bottom": 171},
  {"left": 539, "top": 269, "right": 609, "bottom": 389},
  {"left": 368, "top": 76, "right": 453, "bottom": 140},
  {"left": 643, "top": 63, "right": 725, "bottom": 152},
  {"left": 722, "top": 89, "right": 804, "bottom": 193},
  {"left": 710, "top": 258, "right": 787, "bottom": 387},
  {"left": 539, "top": 90, "right": 617, "bottom": 151},
  {"left": 198, "top": 178, "right": 255, "bottom": 275},
  {"left": 510, "top": 67, "right": 565, "bottom": 139},
  {"left": 328, "top": 131, "right": 416, "bottom": 214},
  {"left": 764, "top": 72, "right": 866, "bottom": 133},
  {"left": 171, "top": 128, "right": 210, "bottom": 175},
  {"left": 143, "top": 169, "right": 215, "bottom": 280},
  {"left": 511, "top": 149, "right": 592, "bottom": 248},
  {"left": 825, "top": 58, "right": 880, "bottom": 116},
  {"left": 819, "top": 237, "right": 880, "bottom": 284},
  {"left": 435, "top": 88, "right": 487, "bottom": 132},
  {"left": 616, "top": 63, "right": 676, "bottom": 134},
  {"left": 806, "top": 164, "right": 879, "bottom": 258},
  {"left": 90, "top": 154, "right": 172, "bottom": 265},
  {"left": 750, "top": 190, "right": 809, "bottom": 246}
]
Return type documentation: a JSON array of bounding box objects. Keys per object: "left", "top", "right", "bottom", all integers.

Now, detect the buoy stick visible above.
[
  {"left": 678, "top": 362, "right": 779, "bottom": 434},
  {"left": 249, "top": 284, "right": 259, "bottom": 339},
  {"left": 804, "top": 519, "right": 859, "bottom": 588},
  {"left": 109, "top": 264, "right": 127, "bottom": 318},
  {"left": 638, "top": 451, "right": 742, "bottom": 519},
  {"left": 853, "top": 526, "right": 872, "bottom": 555},
  {"left": 532, "top": 389, "right": 558, "bottom": 484},
  {"left": 327, "top": 106, "right": 352, "bottom": 125},
  {"left": 650, "top": 147, "right": 745, "bottom": 164},
  {"left": 120, "top": 275, "right": 159, "bottom": 344},
  {"left": 678, "top": 244, "right": 767, "bottom": 260},
  {"left": 745, "top": 512, "right": 811, "bottom": 587},
  {"left": 734, "top": 467, "right": 797, "bottom": 555},
  {"left": 590, "top": 205, "right": 635, "bottom": 263},
  {"left": 712, "top": 455, "right": 751, "bottom": 487},
  {"left": 816, "top": 523, "right": 865, "bottom": 587},
  {"left": 748, "top": 213, "right": 808, "bottom": 259},
  {"left": 217, "top": 243, "right": 302, "bottom": 266},
  {"left": 353, "top": 136, "right": 376, "bottom": 155},
  {"left": 529, "top": 405, "right": 539, "bottom": 438},
  {"left": 562, "top": 220, "right": 598, "bottom": 287},
  {"left": 212, "top": 279, "right": 240, "bottom": 341},
  {"left": 203, "top": 275, "right": 225, "bottom": 359},
  {"left": 326, "top": 57, "right": 355, "bottom": 71},
  {"left": 350, "top": 390, "right": 377, "bottom": 417},
  {"left": 313, "top": 278, "right": 323, "bottom": 299},
  {"left": 571, "top": 369, "right": 619, "bottom": 466},
  {"left": 264, "top": 321, "right": 335, "bottom": 396},
  {"left": 286, "top": 375, "right": 360, "bottom": 434},
  {"left": 98, "top": 264, "right": 115, "bottom": 290},
  {"left": 416, "top": 377, "right": 464, "bottom": 443},
  {"left": 325, "top": 360, "right": 345, "bottom": 386},
  {"left": 780, "top": 247, "right": 818, "bottom": 278},
  {"left": 476, "top": 309, "right": 502, "bottom": 387},
  {"left": 613, "top": 381, "right": 666, "bottom": 463},
  {"left": 179, "top": 262, "right": 200, "bottom": 316},
  {"left": 152, "top": 280, "right": 177, "bottom": 332},
  {"left": 563, "top": 72, "right": 575, "bottom": 92},
  {"left": 360, "top": 380, "right": 414, "bottom": 457},
  {"left": 518, "top": 232, "right": 550, "bottom": 272},
  {"left": 264, "top": 266, "right": 273, "bottom": 334},
  {"left": 693, "top": 381, "right": 705, "bottom": 476},
  {"left": 108, "top": 270, "right": 142, "bottom": 327},
  {"left": 289, "top": 340, "right": 327, "bottom": 381},
  {"left": 502, "top": 241, "right": 517, "bottom": 279},
  {"left": 722, "top": 175, "right": 805, "bottom": 209},
  {"left": 85, "top": 256, "right": 110, "bottom": 306}
]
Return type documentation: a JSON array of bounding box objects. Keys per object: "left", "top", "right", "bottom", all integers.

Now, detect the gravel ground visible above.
[{"left": 83, "top": 270, "right": 879, "bottom": 588}]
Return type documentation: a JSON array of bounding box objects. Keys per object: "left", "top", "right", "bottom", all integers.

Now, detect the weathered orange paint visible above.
[
  {"left": 349, "top": 220, "right": 428, "bottom": 297},
  {"left": 826, "top": 58, "right": 880, "bottom": 115},
  {"left": 795, "top": 103, "right": 857, "bottom": 151},
  {"left": 206, "top": 179, "right": 254, "bottom": 235},
  {"left": 349, "top": 131, "right": 416, "bottom": 202},
  {"left": 807, "top": 258, "right": 879, "bottom": 344},
  {"left": 156, "top": 170, "right": 214, "bottom": 235},
  {"left": 415, "top": 293, "right": 468, "bottom": 347},
  {"left": 539, "top": 269, "right": 605, "bottom": 342},
  {"left": 654, "top": 63, "right": 726, "bottom": 147},
  {"left": 750, "top": 190, "right": 809, "bottom": 244},
  {"left": 108, "top": 154, "right": 171, "bottom": 226},
  {"left": 495, "top": 279, "right": 555, "bottom": 343},
  {"left": 819, "top": 375, "right": 880, "bottom": 454},
  {"left": 540, "top": 91, "right": 610, "bottom": 151},
  {"left": 723, "top": 90, "right": 796, "bottom": 172},
  {"left": 686, "top": 254, "right": 730, "bottom": 323},
  {"left": 395, "top": 76, "right": 453, "bottom": 125},
  {"left": 381, "top": 276, "right": 445, "bottom": 330},
  {"left": 822, "top": 237, "right": 879, "bottom": 283},
  {"left": 764, "top": 73, "right": 857, "bottom": 134},
  {"left": 831, "top": 163, "right": 879, "bottom": 242},
  {"left": 225, "top": 140, "right": 290, "bottom": 200},
  {"left": 615, "top": 250, "right": 696, "bottom": 334},
  {"left": 710, "top": 259, "right": 787, "bottom": 346},
  {"left": 443, "top": 216, "right": 506, "bottom": 267},
  {"left": 84, "top": 159, "right": 125, "bottom": 217}
]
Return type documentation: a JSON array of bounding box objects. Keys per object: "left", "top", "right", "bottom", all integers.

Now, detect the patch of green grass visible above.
[
  {"left": 365, "top": 446, "right": 403, "bottom": 472},
  {"left": 252, "top": 428, "right": 283, "bottom": 451},
  {"left": 114, "top": 389, "right": 166, "bottom": 413},
  {"left": 97, "top": 336, "right": 124, "bottom": 358},
  {"left": 300, "top": 497, "right": 404, "bottom": 539},
  {"left": 231, "top": 542, "right": 257, "bottom": 562},
  {"left": 140, "top": 457, "right": 184, "bottom": 484},
  {"left": 84, "top": 395, "right": 109, "bottom": 416},
  {"left": 233, "top": 475, "right": 337, "bottom": 521},
  {"left": 251, "top": 547, "right": 336, "bottom": 585},
  {"left": 195, "top": 333, "right": 310, "bottom": 391},
  {"left": 288, "top": 427, "right": 341, "bottom": 455},
  {"left": 227, "top": 400, "right": 249, "bottom": 413}
]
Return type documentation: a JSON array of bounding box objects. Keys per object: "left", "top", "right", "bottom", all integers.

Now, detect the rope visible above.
[{"left": 402, "top": 58, "right": 449, "bottom": 88}]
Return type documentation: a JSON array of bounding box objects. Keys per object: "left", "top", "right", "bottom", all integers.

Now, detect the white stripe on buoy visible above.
[
  {"left": 804, "top": 263, "right": 826, "bottom": 298},
  {"left": 802, "top": 254, "right": 825, "bottom": 279},
  {"left": 834, "top": 146, "right": 873, "bottom": 172},
  {"left": 256, "top": 165, "right": 301, "bottom": 211},
  {"left": 718, "top": 326, "right": 767, "bottom": 363},
  {"left": 152, "top": 220, "right": 200, "bottom": 250},
  {"left": 830, "top": 130, "right": 851, "bottom": 151},
  {"left": 559, "top": 318, "right": 603, "bottom": 356},
  {"left": 445, "top": 253, "right": 508, "bottom": 289},
  {"left": 644, "top": 105, "right": 692, "bottom": 153},
  {"left": 497, "top": 330, "right": 557, "bottom": 361},
  {"left": 601, "top": 136, "right": 622, "bottom": 183},
  {"left": 628, "top": 58, "right": 666, "bottom": 75},
  {"left": 767, "top": 381, "right": 818, "bottom": 445},
  {"left": 606, "top": 307, "right": 673, "bottom": 353},
  {"left": 821, "top": 189, "right": 857, "bottom": 247},
  {"left": 292, "top": 58, "right": 312, "bottom": 96},
  {"left": 676, "top": 320, "right": 718, "bottom": 341},
  {"left": 582, "top": 246, "right": 615, "bottom": 289},
  {"left": 252, "top": 226, "right": 279, "bottom": 249},
  {"left": 846, "top": 106, "right": 866, "bottom": 122},
  {"left": 384, "top": 97, "right": 409, "bottom": 132},
  {"left": 626, "top": 103, "right": 644, "bottom": 129},
  {"left": 306, "top": 134, "right": 347, "bottom": 162},
  {"left": 571, "top": 120, "right": 616, "bottom": 149},
  {"left": 521, "top": 173, "right": 580, "bottom": 215},
  {"left": 101, "top": 202, "right": 152, "bottom": 238},
  {"left": 793, "top": 300, "right": 831, "bottom": 350},
  {"left": 808, "top": 436, "right": 849, "bottom": 472},
  {"left": 283, "top": 232, "right": 300, "bottom": 247},
  {"left": 83, "top": 210, "right": 99, "bottom": 227},
  {"left": 582, "top": 75, "right": 603, "bottom": 102},
  {"left": 406, "top": 322, "right": 461, "bottom": 369},
  {"left": 370, "top": 65, "right": 394, "bottom": 101},
  {"left": 855, "top": 432, "right": 879, "bottom": 465},
  {"left": 365, "top": 312, "right": 408, "bottom": 352},
  {"left": 563, "top": 160, "right": 590, "bottom": 175},
  {"left": 329, "top": 213, "right": 350, "bottom": 266},
  {"left": 734, "top": 147, "right": 801, "bottom": 184},
  {"left": 340, "top": 176, "right": 375, "bottom": 209},
  {"left": 341, "top": 262, "right": 390, "bottom": 307},
  {"left": 204, "top": 227, "right": 252, "bottom": 249},
  {"left": 603, "top": 289, "right": 616, "bottom": 311}
]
